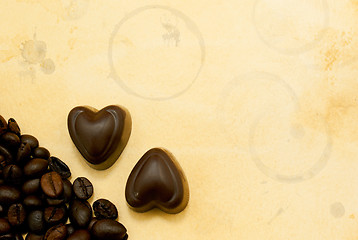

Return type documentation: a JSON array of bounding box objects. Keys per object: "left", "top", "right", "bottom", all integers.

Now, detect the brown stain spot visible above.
[
  {"left": 295, "top": 71, "right": 358, "bottom": 144},
  {"left": 351, "top": 0, "right": 358, "bottom": 11},
  {"left": 318, "top": 30, "right": 354, "bottom": 71},
  {"left": 301, "top": 24, "right": 358, "bottom": 145},
  {"left": 68, "top": 38, "right": 76, "bottom": 50},
  {"left": 70, "top": 27, "right": 78, "bottom": 34},
  {"left": 350, "top": 214, "right": 355, "bottom": 219},
  {"left": 0, "top": 34, "right": 28, "bottom": 63}
]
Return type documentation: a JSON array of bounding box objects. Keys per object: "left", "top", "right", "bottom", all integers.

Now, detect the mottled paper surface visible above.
[{"left": 1, "top": 0, "right": 358, "bottom": 239}]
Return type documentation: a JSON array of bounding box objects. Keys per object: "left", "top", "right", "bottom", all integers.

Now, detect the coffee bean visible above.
[
  {"left": 0, "top": 115, "right": 130, "bottom": 240},
  {"left": 25, "top": 233, "right": 44, "bottom": 240},
  {"left": 0, "top": 156, "right": 7, "bottom": 175},
  {"left": 73, "top": 177, "right": 93, "bottom": 200},
  {"left": 8, "top": 118, "right": 20, "bottom": 136},
  {"left": 62, "top": 179, "right": 72, "bottom": 203},
  {"left": 48, "top": 157, "right": 70, "bottom": 179},
  {"left": 0, "top": 185, "right": 21, "bottom": 205},
  {"left": 20, "top": 135, "right": 38, "bottom": 149},
  {"left": 44, "top": 224, "right": 66, "bottom": 240},
  {"left": 65, "top": 224, "right": 75, "bottom": 237},
  {"left": 45, "top": 198, "right": 64, "bottom": 206},
  {"left": 0, "top": 145, "right": 12, "bottom": 163},
  {"left": 91, "top": 219, "right": 127, "bottom": 240},
  {"left": 27, "top": 210, "right": 45, "bottom": 234},
  {"left": 24, "top": 159, "right": 48, "bottom": 178},
  {"left": 22, "top": 179, "right": 41, "bottom": 195},
  {"left": 8, "top": 203, "right": 26, "bottom": 227},
  {"left": 44, "top": 205, "right": 67, "bottom": 226},
  {"left": 69, "top": 200, "right": 92, "bottom": 228},
  {"left": 32, "top": 148, "right": 50, "bottom": 160},
  {"left": 40, "top": 172, "right": 63, "bottom": 198},
  {"left": 0, "top": 218, "right": 10, "bottom": 235},
  {"left": 0, "top": 205, "right": 5, "bottom": 218},
  {"left": 0, "top": 116, "right": 7, "bottom": 136},
  {"left": 67, "top": 229, "right": 91, "bottom": 240},
  {"left": 93, "top": 199, "right": 118, "bottom": 220},
  {"left": 16, "top": 143, "right": 31, "bottom": 165},
  {"left": 87, "top": 217, "right": 98, "bottom": 231},
  {"left": 1, "top": 132, "right": 20, "bottom": 149},
  {"left": 23, "top": 195, "right": 43, "bottom": 209},
  {"left": 3, "top": 165, "right": 23, "bottom": 185}
]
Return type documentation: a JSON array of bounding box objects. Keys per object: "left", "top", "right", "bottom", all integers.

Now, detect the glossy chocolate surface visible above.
[
  {"left": 68, "top": 105, "right": 131, "bottom": 170},
  {"left": 125, "top": 148, "right": 189, "bottom": 214}
]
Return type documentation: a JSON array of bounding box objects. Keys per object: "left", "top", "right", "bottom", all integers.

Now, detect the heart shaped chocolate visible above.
[
  {"left": 68, "top": 105, "right": 131, "bottom": 170},
  {"left": 125, "top": 148, "right": 189, "bottom": 214}
]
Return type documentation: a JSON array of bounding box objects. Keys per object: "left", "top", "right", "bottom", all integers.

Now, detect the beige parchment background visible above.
[{"left": 1, "top": 0, "right": 358, "bottom": 239}]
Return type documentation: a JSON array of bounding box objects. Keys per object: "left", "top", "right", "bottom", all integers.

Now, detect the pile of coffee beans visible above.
[{"left": 0, "top": 115, "right": 128, "bottom": 240}]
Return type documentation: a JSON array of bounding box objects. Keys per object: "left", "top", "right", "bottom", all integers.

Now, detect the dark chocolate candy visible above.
[
  {"left": 67, "top": 105, "right": 131, "bottom": 170},
  {"left": 125, "top": 148, "right": 189, "bottom": 214}
]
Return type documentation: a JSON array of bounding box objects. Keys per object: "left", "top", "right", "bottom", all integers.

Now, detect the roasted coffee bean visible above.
[
  {"left": 0, "top": 218, "right": 10, "bottom": 235},
  {"left": 27, "top": 210, "right": 45, "bottom": 234},
  {"left": 0, "top": 156, "right": 7, "bottom": 173},
  {"left": 87, "top": 217, "right": 98, "bottom": 231},
  {"left": 8, "top": 203, "right": 26, "bottom": 227},
  {"left": 62, "top": 179, "right": 72, "bottom": 203},
  {"left": 41, "top": 172, "right": 63, "bottom": 198},
  {"left": 69, "top": 200, "right": 92, "bottom": 228},
  {"left": 93, "top": 199, "right": 118, "bottom": 220},
  {"left": 0, "top": 205, "right": 5, "bottom": 218},
  {"left": 32, "top": 148, "right": 50, "bottom": 160},
  {"left": 8, "top": 118, "right": 20, "bottom": 136},
  {"left": 65, "top": 224, "right": 75, "bottom": 237},
  {"left": 44, "top": 224, "right": 66, "bottom": 240},
  {"left": 0, "top": 116, "right": 7, "bottom": 136},
  {"left": 67, "top": 229, "right": 91, "bottom": 240},
  {"left": 3, "top": 165, "right": 23, "bottom": 185},
  {"left": 48, "top": 157, "right": 70, "bottom": 179},
  {"left": 20, "top": 135, "right": 38, "bottom": 149},
  {"left": 91, "top": 219, "right": 127, "bottom": 240},
  {"left": 22, "top": 179, "right": 41, "bottom": 195},
  {"left": 73, "top": 177, "right": 93, "bottom": 200},
  {"left": 0, "top": 185, "right": 21, "bottom": 205},
  {"left": 1, "top": 132, "right": 20, "bottom": 149},
  {"left": 24, "top": 159, "right": 48, "bottom": 178},
  {"left": 44, "top": 205, "right": 67, "bottom": 226},
  {"left": 45, "top": 198, "right": 64, "bottom": 206},
  {"left": 16, "top": 143, "right": 31, "bottom": 165},
  {"left": 0, "top": 145, "right": 12, "bottom": 163},
  {"left": 25, "top": 233, "right": 44, "bottom": 240},
  {"left": 23, "top": 195, "right": 43, "bottom": 209}
]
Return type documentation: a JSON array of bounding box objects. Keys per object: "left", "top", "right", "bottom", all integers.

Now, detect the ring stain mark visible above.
[{"left": 108, "top": 5, "right": 206, "bottom": 101}]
